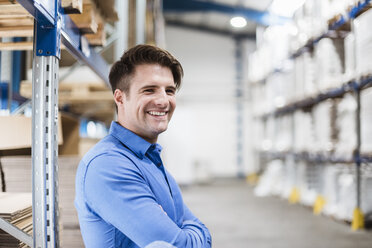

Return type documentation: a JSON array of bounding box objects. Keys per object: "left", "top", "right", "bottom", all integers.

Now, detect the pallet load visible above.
[{"left": 0, "top": 193, "right": 32, "bottom": 248}]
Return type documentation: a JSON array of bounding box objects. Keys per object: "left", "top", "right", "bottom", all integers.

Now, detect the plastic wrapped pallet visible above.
[
  {"left": 274, "top": 116, "right": 292, "bottom": 152},
  {"left": 301, "top": 163, "right": 323, "bottom": 206},
  {"left": 344, "top": 33, "right": 356, "bottom": 81},
  {"left": 334, "top": 167, "right": 356, "bottom": 221},
  {"left": 294, "top": 111, "right": 315, "bottom": 152},
  {"left": 312, "top": 100, "right": 333, "bottom": 152},
  {"left": 360, "top": 87, "right": 372, "bottom": 154},
  {"left": 314, "top": 38, "right": 344, "bottom": 91},
  {"left": 294, "top": 52, "right": 316, "bottom": 99},
  {"left": 254, "top": 159, "right": 284, "bottom": 197},
  {"left": 321, "top": 164, "right": 372, "bottom": 221},
  {"left": 335, "top": 93, "right": 356, "bottom": 157},
  {"left": 354, "top": 8, "right": 372, "bottom": 77},
  {"left": 281, "top": 156, "right": 297, "bottom": 199},
  {"left": 322, "top": 164, "right": 344, "bottom": 217}
]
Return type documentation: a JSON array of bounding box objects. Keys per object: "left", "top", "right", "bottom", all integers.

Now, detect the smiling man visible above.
[{"left": 74, "top": 45, "right": 212, "bottom": 248}]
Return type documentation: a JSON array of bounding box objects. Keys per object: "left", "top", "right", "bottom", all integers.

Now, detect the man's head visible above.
[
  {"left": 109, "top": 45, "right": 183, "bottom": 143},
  {"left": 109, "top": 44, "right": 183, "bottom": 95}
]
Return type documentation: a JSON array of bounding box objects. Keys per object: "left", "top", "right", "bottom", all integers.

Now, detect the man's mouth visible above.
[{"left": 148, "top": 111, "right": 167, "bottom": 116}]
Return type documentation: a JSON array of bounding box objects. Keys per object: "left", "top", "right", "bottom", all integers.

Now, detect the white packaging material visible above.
[
  {"left": 326, "top": 0, "right": 351, "bottom": 20},
  {"left": 263, "top": 116, "right": 276, "bottom": 151},
  {"left": 294, "top": 55, "right": 305, "bottom": 99},
  {"left": 362, "top": 172, "right": 372, "bottom": 215},
  {"left": 335, "top": 170, "right": 355, "bottom": 221},
  {"left": 303, "top": 52, "right": 317, "bottom": 97},
  {"left": 301, "top": 0, "right": 329, "bottom": 38},
  {"left": 354, "top": 8, "right": 372, "bottom": 77},
  {"left": 344, "top": 33, "right": 356, "bottom": 81},
  {"left": 312, "top": 100, "right": 333, "bottom": 152},
  {"left": 322, "top": 165, "right": 372, "bottom": 221},
  {"left": 361, "top": 87, "right": 372, "bottom": 153},
  {"left": 248, "top": 45, "right": 272, "bottom": 82},
  {"left": 335, "top": 93, "right": 356, "bottom": 156},
  {"left": 265, "top": 72, "right": 294, "bottom": 113},
  {"left": 252, "top": 119, "right": 264, "bottom": 152},
  {"left": 294, "top": 111, "right": 315, "bottom": 152},
  {"left": 281, "top": 156, "right": 297, "bottom": 199},
  {"left": 274, "top": 116, "right": 292, "bottom": 152},
  {"left": 295, "top": 162, "right": 320, "bottom": 206},
  {"left": 314, "top": 38, "right": 344, "bottom": 91},
  {"left": 254, "top": 159, "right": 284, "bottom": 197},
  {"left": 263, "top": 25, "right": 292, "bottom": 69},
  {"left": 251, "top": 84, "right": 266, "bottom": 115},
  {"left": 295, "top": 52, "right": 316, "bottom": 98},
  {"left": 322, "top": 165, "right": 343, "bottom": 217}
]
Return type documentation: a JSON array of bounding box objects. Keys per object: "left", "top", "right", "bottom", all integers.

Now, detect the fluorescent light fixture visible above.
[
  {"left": 269, "top": 0, "right": 306, "bottom": 18},
  {"left": 230, "top": 16, "right": 247, "bottom": 28}
]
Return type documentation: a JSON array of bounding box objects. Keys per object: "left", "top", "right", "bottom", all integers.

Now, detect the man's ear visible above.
[{"left": 113, "top": 89, "right": 125, "bottom": 106}]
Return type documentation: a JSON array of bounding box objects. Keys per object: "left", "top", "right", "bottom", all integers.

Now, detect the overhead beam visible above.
[
  {"left": 166, "top": 19, "right": 255, "bottom": 39},
  {"left": 163, "top": 0, "right": 290, "bottom": 26}
]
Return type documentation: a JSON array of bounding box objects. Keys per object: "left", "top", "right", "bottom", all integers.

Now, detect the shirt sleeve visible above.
[
  {"left": 176, "top": 204, "right": 212, "bottom": 248},
  {"left": 84, "top": 154, "right": 211, "bottom": 248}
]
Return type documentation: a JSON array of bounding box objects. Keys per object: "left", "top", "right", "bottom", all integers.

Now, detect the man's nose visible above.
[{"left": 154, "top": 91, "right": 168, "bottom": 106}]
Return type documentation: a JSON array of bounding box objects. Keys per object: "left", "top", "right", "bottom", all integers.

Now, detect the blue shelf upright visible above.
[{"left": 0, "top": 0, "right": 111, "bottom": 247}]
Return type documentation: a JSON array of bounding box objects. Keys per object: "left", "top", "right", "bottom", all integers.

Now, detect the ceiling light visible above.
[{"left": 230, "top": 16, "right": 247, "bottom": 28}]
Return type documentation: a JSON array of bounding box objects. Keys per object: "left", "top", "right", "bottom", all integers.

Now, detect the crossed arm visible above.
[{"left": 84, "top": 154, "right": 212, "bottom": 248}]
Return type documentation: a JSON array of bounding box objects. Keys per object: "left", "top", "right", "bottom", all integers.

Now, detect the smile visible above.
[{"left": 148, "top": 111, "right": 167, "bottom": 116}]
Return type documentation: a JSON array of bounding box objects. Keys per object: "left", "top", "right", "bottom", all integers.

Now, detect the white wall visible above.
[{"left": 159, "top": 26, "right": 256, "bottom": 184}]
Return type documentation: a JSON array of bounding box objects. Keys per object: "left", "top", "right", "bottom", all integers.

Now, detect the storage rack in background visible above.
[
  {"left": 250, "top": 0, "right": 372, "bottom": 230},
  {"left": 0, "top": 0, "right": 110, "bottom": 247}
]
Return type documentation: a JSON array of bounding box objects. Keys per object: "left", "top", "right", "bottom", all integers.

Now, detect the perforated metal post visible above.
[
  {"left": 32, "top": 53, "right": 60, "bottom": 248},
  {"left": 32, "top": 5, "right": 61, "bottom": 245}
]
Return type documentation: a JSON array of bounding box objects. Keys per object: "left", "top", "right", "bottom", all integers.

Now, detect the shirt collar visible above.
[{"left": 109, "top": 121, "right": 163, "bottom": 159}]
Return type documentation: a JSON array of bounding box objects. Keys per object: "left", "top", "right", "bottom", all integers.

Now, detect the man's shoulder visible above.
[
  {"left": 81, "top": 135, "right": 112, "bottom": 161},
  {"left": 80, "top": 134, "right": 137, "bottom": 168}
]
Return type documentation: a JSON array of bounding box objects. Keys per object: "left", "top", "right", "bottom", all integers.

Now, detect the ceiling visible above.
[{"left": 162, "top": 0, "right": 281, "bottom": 40}]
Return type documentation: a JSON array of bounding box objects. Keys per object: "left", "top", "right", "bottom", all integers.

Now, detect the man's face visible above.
[{"left": 120, "top": 64, "right": 176, "bottom": 143}]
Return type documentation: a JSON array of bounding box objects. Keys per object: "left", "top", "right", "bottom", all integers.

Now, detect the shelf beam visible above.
[
  {"left": 17, "top": 0, "right": 110, "bottom": 87},
  {"left": 0, "top": 217, "right": 33, "bottom": 247}
]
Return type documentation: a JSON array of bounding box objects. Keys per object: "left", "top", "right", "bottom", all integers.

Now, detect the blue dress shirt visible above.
[{"left": 75, "top": 122, "right": 212, "bottom": 248}]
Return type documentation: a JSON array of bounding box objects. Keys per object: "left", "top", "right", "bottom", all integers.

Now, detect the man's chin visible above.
[{"left": 152, "top": 126, "right": 168, "bottom": 136}]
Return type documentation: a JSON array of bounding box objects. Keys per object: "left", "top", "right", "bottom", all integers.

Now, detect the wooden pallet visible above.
[
  {"left": 0, "top": 0, "right": 108, "bottom": 47},
  {"left": 20, "top": 81, "right": 115, "bottom": 124}
]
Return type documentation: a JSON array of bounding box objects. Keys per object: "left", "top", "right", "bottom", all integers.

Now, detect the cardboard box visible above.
[{"left": 0, "top": 113, "right": 79, "bottom": 155}]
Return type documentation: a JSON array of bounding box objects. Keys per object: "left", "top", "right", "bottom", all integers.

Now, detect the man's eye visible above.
[
  {"left": 144, "top": 89, "right": 154, "bottom": 93},
  {"left": 166, "top": 89, "right": 176, "bottom": 95}
]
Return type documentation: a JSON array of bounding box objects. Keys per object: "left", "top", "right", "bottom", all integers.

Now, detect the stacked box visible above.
[{"left": 0, "top": 156, "right": 84, "bottom": 248}]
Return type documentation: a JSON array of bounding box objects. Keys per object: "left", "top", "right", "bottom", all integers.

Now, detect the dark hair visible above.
[{"left": 109, "top": 44, "right": 184, "bottom": 94}]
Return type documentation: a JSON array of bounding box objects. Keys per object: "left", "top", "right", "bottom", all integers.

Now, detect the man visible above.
[{"left": 75, "top": 45, "right": 212, "bottom": 248}]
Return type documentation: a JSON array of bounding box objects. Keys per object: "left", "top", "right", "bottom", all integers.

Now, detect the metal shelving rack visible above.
[
  {"left": 254, "top": 0, "right": 372, "bottom": 231},
  {"left": 0, "top": 0, "right": 109, "bottom": 247}
]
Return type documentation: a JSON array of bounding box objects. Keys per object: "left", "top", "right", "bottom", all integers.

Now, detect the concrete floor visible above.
[{"left": 181, "top": 179, "right": 372, "bottom": 248}]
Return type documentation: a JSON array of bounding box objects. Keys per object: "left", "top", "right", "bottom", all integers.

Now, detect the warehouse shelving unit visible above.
[
  {"left": 252, "top": 0, "right": 372, "bottom": 231},
  {"left": 0, "top": 0, "right": 109, "bottom": 247}
]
